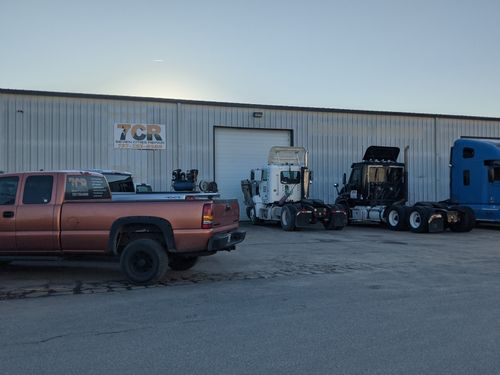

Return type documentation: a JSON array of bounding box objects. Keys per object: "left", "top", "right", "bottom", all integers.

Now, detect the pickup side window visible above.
[
  {"left": 65, "top": 175, "right": 111, "bottom": 200},
  {"left": 0, "top": 176, "right": 19, "bottom": 205},
  {"left": 23, "top": 176, "right": 53, "bottom": 204}
]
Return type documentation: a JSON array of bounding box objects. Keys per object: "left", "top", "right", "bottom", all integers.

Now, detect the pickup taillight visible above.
[{"left": 202, "top": 203, "right": 213, "bottom": 229}]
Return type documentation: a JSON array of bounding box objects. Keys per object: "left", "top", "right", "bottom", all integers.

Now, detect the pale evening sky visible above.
[{"left": 1, "top": 0, "right": 499, "bottom": 117}]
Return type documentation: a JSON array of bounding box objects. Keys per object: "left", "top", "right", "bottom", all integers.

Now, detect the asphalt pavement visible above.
[{"left": 1, "top": 223, "right": 500, "bottom": 374}]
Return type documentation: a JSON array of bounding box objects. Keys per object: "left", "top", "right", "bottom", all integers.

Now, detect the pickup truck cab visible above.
[{"left": 0, "top": 171, "right": 245, "bottom": 284}]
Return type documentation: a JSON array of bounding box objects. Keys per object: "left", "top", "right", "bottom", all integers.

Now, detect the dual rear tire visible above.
[
  {"left": 389, "top": 205, "right": 475, "bottom": 233},
  {"left": 407, "top": 206, "right": 432, "bottom": 233},
  {"left": 449, "top": 206, "right": 476, "bottom": 232},
  {"left": 386, "top": 205, "right": 434, "bottom": 233},
  {"left": 385, "top": 205, "right": 409, "bottom": 231}
]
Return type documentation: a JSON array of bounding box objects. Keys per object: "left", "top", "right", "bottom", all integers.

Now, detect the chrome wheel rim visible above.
[{"left": 409, "top": 211, "right": 422, "bottom": 228}]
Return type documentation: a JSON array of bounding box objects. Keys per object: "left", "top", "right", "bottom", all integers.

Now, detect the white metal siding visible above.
[
  {"left": 214, "top": 127, "right": 291, "bottom": 219},
  {"left": 2, "top": 91, "right": 500, "bottom": 208}
]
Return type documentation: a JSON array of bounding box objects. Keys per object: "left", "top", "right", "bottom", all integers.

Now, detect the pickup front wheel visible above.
[{"left": 120, "top": 239, "right": 168, "bottom": 285}]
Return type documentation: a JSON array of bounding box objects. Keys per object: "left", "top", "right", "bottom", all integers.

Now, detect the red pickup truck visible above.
[{"left": 0, "top": 171, "right": 245, "bottom": 284}]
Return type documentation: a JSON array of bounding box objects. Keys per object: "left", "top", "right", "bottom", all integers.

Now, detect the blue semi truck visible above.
[
  {"left": 334, "top": 138, "right": 500, "bottom": 233},
  {"left": 450, "top": 138, "right": 500, "bottom": 223}
]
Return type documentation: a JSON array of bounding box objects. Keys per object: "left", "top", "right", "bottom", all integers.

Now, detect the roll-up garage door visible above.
[{"left": 214, "top": 127, "right": 292, "bottom": 220}]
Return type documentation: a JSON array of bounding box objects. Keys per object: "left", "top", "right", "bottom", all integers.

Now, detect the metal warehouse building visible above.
[{"left": 2, "top": 88, "right": 500, "bottom": 218}]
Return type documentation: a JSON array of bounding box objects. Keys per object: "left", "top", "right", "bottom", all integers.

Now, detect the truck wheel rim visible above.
[
  {"left": 131, "top": 251, "right": 153, "bottom": 274},
  {"left": 388, "top": 210, "right": 399, "bottom": 226},
  {"left": 409, "top": 211, "right": 421, "bottom": 228},
  {"left": 250, "top": 208, "right": 257, "bottom": 223},
  {"left": 282, "top": 211, "right": 288, "bottom": 225}
]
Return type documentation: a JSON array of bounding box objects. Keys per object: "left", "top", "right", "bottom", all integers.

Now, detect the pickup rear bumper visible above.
[{"left": 208, "top": 230, "right": 246, "bottom": 252}]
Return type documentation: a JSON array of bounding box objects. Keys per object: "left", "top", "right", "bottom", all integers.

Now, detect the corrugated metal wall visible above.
[{"left": 2, "top": 91, "right": 500, "bottom": 205}]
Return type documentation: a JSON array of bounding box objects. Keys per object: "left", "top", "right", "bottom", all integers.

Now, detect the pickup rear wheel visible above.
[
  {"left": 120, "top": 239, "right": 167, "bottom": 285},
  {"left": 168, "top": 255, "right": 199, "bottom": 271}
]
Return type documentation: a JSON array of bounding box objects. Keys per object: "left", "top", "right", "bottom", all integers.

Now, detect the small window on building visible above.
[
  {"left": 463, "top": 170, "right": 470, "bottom": 186},
  {"left": 65, "top": 175, "right": 111, "bottom": 200},
  {"left": 463, "top": 147, "right": 475, "bottom": 159},
  {"left": 0, "top": 176, "right": 19, "bottom": 205},
  {"left": 23, "top": 176, "right": 53, "bottom": 204}
]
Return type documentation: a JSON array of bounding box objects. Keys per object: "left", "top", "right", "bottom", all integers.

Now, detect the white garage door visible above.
[{"left": 215, "top": 127, "right": 292, "bottom": 220}]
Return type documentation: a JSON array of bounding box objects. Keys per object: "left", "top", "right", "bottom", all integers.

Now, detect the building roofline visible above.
[{"left": 1, "top": 88, "right": 499, "bottom": 122}]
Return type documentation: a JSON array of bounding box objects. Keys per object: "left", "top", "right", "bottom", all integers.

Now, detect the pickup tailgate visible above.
[{"left": 211, "top": 199, "right": 240, "bottom": 227}]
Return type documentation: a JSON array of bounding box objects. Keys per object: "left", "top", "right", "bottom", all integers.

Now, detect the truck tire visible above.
[
  {"left": 281, "top": 205, "right": 296, "bottom": 231},
  {"left": 385, "top": 205, "right": 408, "bottom": 231},
  {"left": 246, "top": 206, "right": 252, "bottom": 219},
  {"left": 168, "top": 255, "right": 199, "bottom": 271},
  {"left": 449, "top": 206, "right": 476, "bottom": 232},
  {"left": 120, "top": 239, "right": 168, "bottom": 285},
  {"left": 408, "top": 206, "right": 431, "bottom": 233},
  {"left": 249, "top": 207, "right": 262, "bottom": 225}
]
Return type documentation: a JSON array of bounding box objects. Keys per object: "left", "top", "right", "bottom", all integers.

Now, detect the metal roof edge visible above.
[{"left": 1, "top": 87, "right": 499, "bottom": 122}]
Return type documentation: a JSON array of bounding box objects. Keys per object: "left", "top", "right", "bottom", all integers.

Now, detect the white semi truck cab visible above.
[{"left": 241, "top": 146, "right": 346, "bottom": 231}]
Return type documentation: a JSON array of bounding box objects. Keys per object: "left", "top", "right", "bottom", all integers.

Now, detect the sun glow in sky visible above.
[{"left": 1, "top": 0, "right": 500, "bottom": 117}]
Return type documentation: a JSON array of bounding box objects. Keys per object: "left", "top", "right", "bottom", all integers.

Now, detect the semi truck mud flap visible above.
[
  {"left": 428, "top": 214, "right": 445, "bottom": 233},
  {"left": 296, "top": 211, "right": 313, "bottom": 227},
  {"left": 332, "top": 212, "right": 348, "bottom": 227}
]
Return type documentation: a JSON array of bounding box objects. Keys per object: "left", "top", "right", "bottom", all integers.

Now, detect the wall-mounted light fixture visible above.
[
  {"left": 16, "top": 109, "right": 24, "bottom": 114},
  {"left": 253, "top": 112, "right": 263, "bottom": 118}
]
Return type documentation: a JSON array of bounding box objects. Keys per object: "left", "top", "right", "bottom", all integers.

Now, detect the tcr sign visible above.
[{"left": 114, "top": 124, "right": 166, "bottom": 150}]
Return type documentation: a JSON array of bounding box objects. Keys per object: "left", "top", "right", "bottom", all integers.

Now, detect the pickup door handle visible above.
[{"left": 2, "top": 211, "right": 14, "bottom": 218}]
